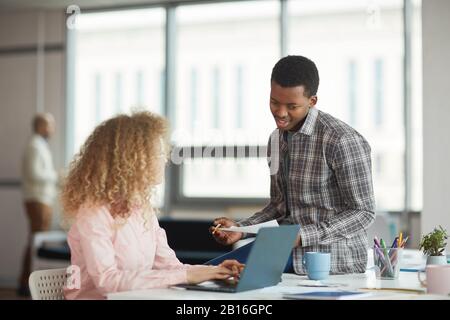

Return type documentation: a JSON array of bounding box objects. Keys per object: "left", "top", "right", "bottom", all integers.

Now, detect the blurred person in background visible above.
[{"left": 18, "top": 113, "right": 58, "bottom": 296}]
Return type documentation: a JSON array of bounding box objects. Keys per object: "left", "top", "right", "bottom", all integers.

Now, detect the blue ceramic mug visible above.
[{"left": 302, "top": 252, "right": 331, "bottom": 280}]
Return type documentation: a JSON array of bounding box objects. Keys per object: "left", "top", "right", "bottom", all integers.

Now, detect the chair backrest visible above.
[{"left": 29, "top": 268, "right": 68, "bottom": 300}]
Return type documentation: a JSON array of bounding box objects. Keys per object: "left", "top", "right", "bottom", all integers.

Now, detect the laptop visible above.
[{"left": 174, "top": 225, "right": 299, "bottom": 293}]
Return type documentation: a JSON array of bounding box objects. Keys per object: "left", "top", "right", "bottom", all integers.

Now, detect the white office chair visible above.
[{"left": 29, "top": 268, "right": 68, "bottom": 300}]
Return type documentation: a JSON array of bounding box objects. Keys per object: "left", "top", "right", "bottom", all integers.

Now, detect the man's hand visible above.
[{"left": 209, "top": 217, "right": 243, "bottom": 246}]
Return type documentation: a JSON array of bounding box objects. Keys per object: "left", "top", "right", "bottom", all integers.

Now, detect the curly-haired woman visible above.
[{"left": 62, "top": 111, "right": 243, "bottom": 299}]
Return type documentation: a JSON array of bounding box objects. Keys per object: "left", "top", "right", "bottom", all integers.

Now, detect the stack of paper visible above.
[{"left": 218, "top": 220, "right": 279, "bottom": 234}]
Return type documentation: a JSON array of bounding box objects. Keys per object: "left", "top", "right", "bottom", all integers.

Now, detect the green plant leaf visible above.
[{"left": 419, "top": 226, "right": 448, "bottom": 256}]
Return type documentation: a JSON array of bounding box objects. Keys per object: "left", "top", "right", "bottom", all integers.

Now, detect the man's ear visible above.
[{"left": 309, "top": 95, "right": 318, "bottom": 107}]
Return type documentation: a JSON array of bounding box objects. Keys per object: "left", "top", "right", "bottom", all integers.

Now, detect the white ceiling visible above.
[{"left": 0, "top": 0, "right": 198, "bottom": 10}]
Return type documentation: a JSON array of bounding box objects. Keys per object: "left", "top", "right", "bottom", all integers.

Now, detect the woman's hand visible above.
[
  {"left": 186, "top": 265, "right": 234, "bottom": 285},
  {"left": 219, "top": 259, "right": 245, "bottom": 275},
  {"left": 209, "top": 217, "right": 243, "bottom": 245},
  {"left": 219, "top": 259, "right": 245, "bottom": 284},
  {"left": 186, "top": 260, "right": 245, "bottom": 285}
]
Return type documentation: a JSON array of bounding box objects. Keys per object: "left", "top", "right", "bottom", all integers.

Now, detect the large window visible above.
[
  {"left": 70, "top": 8, "right": 165, "bottom": 206},
  {"left": 174, "top": 1, "right": 279, "bottom": 199},
  {"left": 69, "top": 0, "right": 422, "bottom": 212},
  {"left": 287, "top": 0, "right": 404, "bottom": 210},
  {"left": 72, "top": 8, "right": 165, "bottom": 152}
]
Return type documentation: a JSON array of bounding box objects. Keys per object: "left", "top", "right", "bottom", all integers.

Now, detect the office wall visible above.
[
  {"left": 0, "top": 1, "right": 448, "bottom": 287},
  {"left": 0, "top": 9, "right": 66, "bottom": 287},
  {"left": 422, "top": 0, "right": 450, "bottom": 251}
]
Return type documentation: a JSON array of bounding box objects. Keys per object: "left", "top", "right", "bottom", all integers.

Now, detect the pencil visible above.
[
  {"left": 212, "top": 223, "right": 221, "bottom": 235},
  {"left": 401, "top": 236, "right": 409, "bottom": 248}
]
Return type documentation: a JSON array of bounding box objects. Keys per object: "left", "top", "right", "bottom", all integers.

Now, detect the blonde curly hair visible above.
[{"left": 61, "top": 111, "right": 169, "bottom": 226}]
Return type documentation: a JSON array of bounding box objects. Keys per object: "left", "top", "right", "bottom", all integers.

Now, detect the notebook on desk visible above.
[
  {"left": 174, "top": 225, "right": 299, "bottom": 293},
  {"left": 283, "top": 291, "right": 373, "bottom": 300}
]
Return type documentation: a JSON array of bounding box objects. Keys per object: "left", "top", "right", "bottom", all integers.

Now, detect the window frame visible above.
[{"left": 66, "top": 0, "right": 417, "bottom": 213}]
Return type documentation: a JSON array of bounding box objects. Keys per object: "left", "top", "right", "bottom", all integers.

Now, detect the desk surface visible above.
[
  {"left": 107, "top": 271, "right": 449, "bottom": 300},
  {"left": 107, "top": 250, "right": 449, "bottom": 300}
]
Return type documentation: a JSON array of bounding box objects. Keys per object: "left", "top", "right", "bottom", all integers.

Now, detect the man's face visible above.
[
  {"left": 270, "top": 81, "right": 317, "bottom": 132},
  {"left": 38, "top": 115, "right": 55, "bottom": 139}
]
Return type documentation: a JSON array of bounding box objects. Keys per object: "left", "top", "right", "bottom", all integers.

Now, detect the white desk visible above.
[
  {"left": 107, "top": 249, "right": 448, "bottom": 300},
  {"left": 107, "top": 271, "right": 449, "bottom": 300}
]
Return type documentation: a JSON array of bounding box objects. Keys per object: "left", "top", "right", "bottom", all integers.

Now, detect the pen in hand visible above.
[{"left": 212, "top": 223, "right": 222, "bottom": 235}]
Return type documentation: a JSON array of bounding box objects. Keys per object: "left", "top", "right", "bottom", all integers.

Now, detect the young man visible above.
[{"left": 211, "top": 55, "right": 375, "bottom": 274}]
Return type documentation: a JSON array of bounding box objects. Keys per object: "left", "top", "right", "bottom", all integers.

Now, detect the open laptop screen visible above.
[{"left": 174, "top": 225, "right": 300, "bottom": 293}]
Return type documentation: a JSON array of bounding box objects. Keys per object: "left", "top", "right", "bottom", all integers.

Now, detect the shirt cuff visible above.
[
  {"left": 235, "top": 221, "right": 252, "bottom": 240},
  {"left": 298, "top": 224, "right": 320, "bottom": 247},
  {"left": 236, "top": 220, "right": 252, "bottom": 227},
  {"left": 171, "top": 268, "right": 189, "bottom": 286},
  {"left": 163, "top": 265, "right": 190, "bottom": 286}
]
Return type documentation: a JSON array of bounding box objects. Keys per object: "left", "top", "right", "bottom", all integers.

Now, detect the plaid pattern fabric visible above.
[{"left": 238, "top": 107, "right": 375, "bottom": 274}]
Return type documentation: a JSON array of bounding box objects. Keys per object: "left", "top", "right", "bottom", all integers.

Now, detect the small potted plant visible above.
[{"left": 419, "top": 225, "right": 448, "bottom": 265}]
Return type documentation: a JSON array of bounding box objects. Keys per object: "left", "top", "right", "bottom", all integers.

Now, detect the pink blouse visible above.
[{"left": 64, "top": 206, "right": 189, "bottom": 299}]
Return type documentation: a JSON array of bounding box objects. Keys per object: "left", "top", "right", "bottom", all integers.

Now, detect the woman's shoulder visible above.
[
  {"left": 133, "top": 205, "right": 158, "bottom": 227},
  {"left": 71, "top": 205, "right": 115, "bottom": 232}
]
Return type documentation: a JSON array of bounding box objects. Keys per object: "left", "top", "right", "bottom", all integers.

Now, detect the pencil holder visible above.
[{"left": 373, "top": 246, "right": 403, "bottom": 279}]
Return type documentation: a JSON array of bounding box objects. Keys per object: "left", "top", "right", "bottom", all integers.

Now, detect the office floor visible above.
[{"left": 0, "top": 288, "right": 30, "bottom": 300}]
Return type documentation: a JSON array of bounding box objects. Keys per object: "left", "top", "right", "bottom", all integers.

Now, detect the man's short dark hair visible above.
[{"left": 270, "top": 55, "right": 319, "bottom": 97}]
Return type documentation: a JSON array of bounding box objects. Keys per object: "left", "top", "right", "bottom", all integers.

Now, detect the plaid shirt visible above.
[{"left": 238, "top": 107, "right": 375, "bottom": 274}]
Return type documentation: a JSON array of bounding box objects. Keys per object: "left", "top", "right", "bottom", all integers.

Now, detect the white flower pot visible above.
[{"left": 426, "top": 255, "right": 448, "bottom": 265}]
